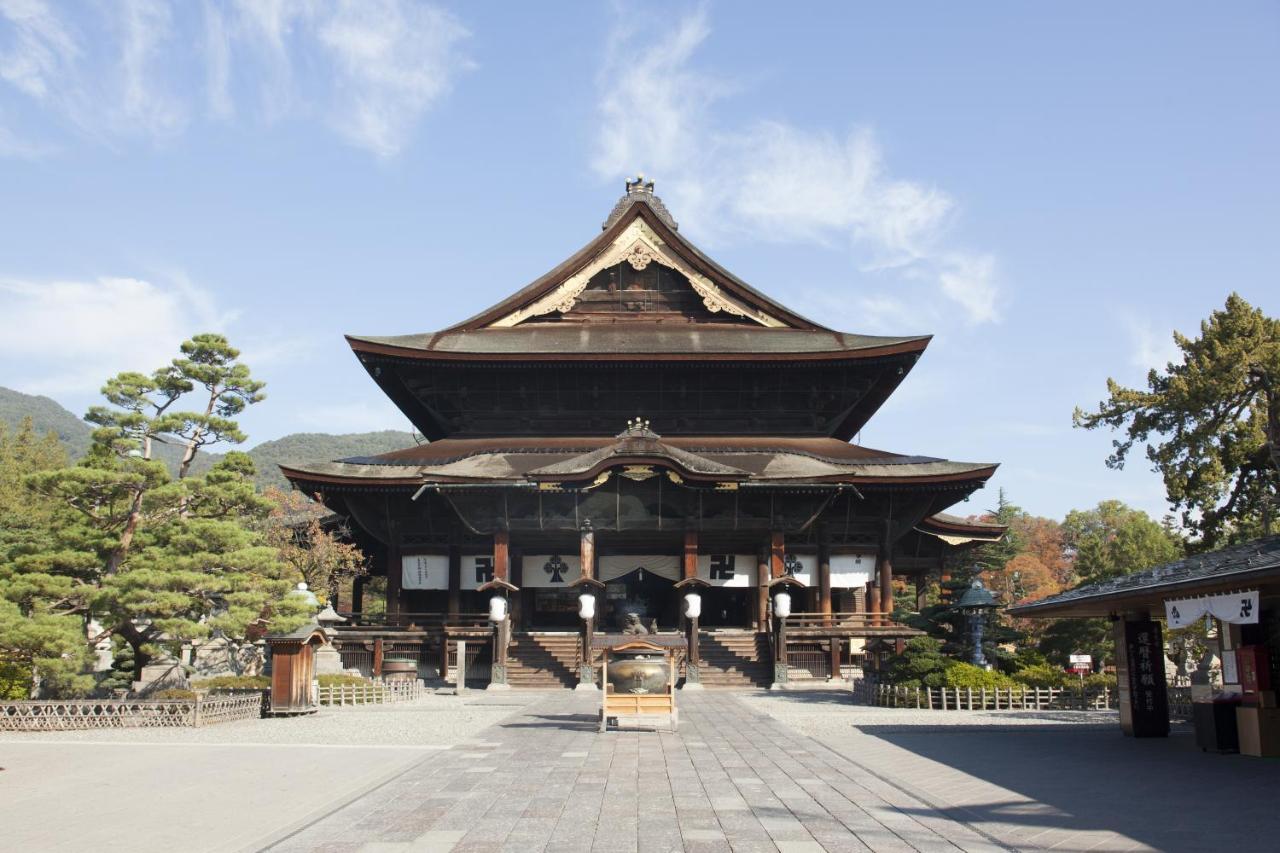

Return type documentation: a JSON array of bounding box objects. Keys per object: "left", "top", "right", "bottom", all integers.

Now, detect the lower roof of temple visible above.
[{"left": 279, "top": 435, "right": 997, "bottom": 489}]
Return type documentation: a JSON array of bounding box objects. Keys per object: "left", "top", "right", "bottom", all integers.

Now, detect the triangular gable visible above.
[{"left": 448, "top": 189, "right": 823, "bottom": 332}]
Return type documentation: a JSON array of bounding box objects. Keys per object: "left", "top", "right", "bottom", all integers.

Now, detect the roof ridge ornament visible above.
[
  {"left": 603, "top": 174, "right": 678, "bottom": 231},
  {"left": 619, "top": 417, "right": 658, "bottom": 439}
]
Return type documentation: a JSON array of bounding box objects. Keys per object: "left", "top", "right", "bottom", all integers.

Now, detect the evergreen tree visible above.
[{"left": 1074, "top": 294, "right": 1280, "bottom": 547}]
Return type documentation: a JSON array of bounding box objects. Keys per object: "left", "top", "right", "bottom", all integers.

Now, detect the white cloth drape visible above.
[
  {"left": 1164, "top": 590, "right": 1258, "bottom": 628},
  {"left": 598, "top": 555, "right": 681, "bottom": 582}
]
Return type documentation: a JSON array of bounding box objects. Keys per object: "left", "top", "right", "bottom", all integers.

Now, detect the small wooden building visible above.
[
  {"left": 266, "top": 624, "right": 329, "bottom": 715},
  {"left": 596, "top": 634, "right": 686, "bottom": 732}
]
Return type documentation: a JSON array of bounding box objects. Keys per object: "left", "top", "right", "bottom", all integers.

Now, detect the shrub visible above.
[
  {"left": 192, "top": 675, "right": 269, "bottom": 692},
  {"left": 1084, "top": 673, "right": 1117, "bottom": 690},
  {"left": 150, "top": 688, "right": 197, "bottom": 701},
  {"left": 318, "top": 673, "right": 370, "bottom": 687},
  {"left": 880, "top": 637, "right": 949, "bottom": 687},
  {"left": 941, "top": 662, "right": 1018, "bottom": 690},
  {"left": 1013, "top": 664, "right": 1072, "bottom": 689}
]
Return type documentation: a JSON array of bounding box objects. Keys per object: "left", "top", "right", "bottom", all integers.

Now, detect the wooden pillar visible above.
[
  {"left": 494, "top": 530, "right": 510, "bottom": 583},
  {"left": 756, "top": 547, "right": 770, "bottom": 630},
  {"left": 447, "top": 544, "right": 461, "bottom": 620},
  {"left": 878, "top": 521, "right": 894, "bottom": 619},
  {"left": 385, "top": 531, "right": 402, "bottom": 622},
  {"left": 818, "top": 536, "right": 832, "bottom": 624},
  {"left": 867, "top": 581, "right": 881, "bottom": 627},
  {"left": 770, "top": 531, "right": 786, "bottom": 580},
  {"left": 915, "top": 575, "right": 927, "bottom": 612},
  {"left": 829, "top": 637, "right": 841, "bottom": 682},
  {"left": 683, "top": 530, "right": 698, "bottom": 581},
  {"left": 580, "top": 523, "right": 595, "bottom": 582},
  {"left": 373, "top": 637, "right": 384, "bottom": 677},
  {"left": 352, "top": 575, "right": 365, "bottom": 616}
]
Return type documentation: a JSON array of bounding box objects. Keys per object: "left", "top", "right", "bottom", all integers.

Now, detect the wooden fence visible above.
[
  {"left": 0, "top": 693, "right": 264, "bottom": 731},
  {"left": 854, "top": 680, "right": 1116, "bottom": 711},
  {"left": 317, "top": 679, "right": 426, "bottom": 706}
]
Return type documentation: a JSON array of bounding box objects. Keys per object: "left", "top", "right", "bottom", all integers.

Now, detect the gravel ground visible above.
[
  {"left": 739, "top": 686, "right": 1122, "bottom": 736},
  {"left": 0, "top": 689, "right": 548, "bottom": 747}
]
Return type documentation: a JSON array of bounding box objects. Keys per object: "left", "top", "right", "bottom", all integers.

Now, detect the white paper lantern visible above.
[
  {"left": 773, "top": 591, "right": 792, "bottom": 619},
  {"left": 488, "top": 595, "right": 508, "bottom": 622},
  {"left": 578, "top": 593, "right": 596, "bottom": 621},
  {"left": 683, "top": 592, "right": 702, "bottom": 619}
]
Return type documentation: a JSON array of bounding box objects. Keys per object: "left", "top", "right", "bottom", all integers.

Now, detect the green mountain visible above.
[
  {"left": 0, "top": 387, "right": 94, "bottom": 458},
  {"left": 0, "top": 386, "right": 415, "bottom": 490}
]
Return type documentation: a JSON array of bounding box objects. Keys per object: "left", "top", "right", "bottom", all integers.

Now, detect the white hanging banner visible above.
[
  {"left": 464, "top": 555, "right": 495, "bottom": 588},
  {"left": 831, "top": 553, "right": 874, "bottom": 589},
  {"left": 1210, "top": 590, "right": 1259, "bottom": 624},
  {"left": 696, "top": 554, "right": 756, "bottom": 588},
  {"left": 783, "top": 553, "right": 816, "bottom": 586},
  {"left": 599, "top": 555, "right": 681, "bottom": 582},
  {"left": 523, "top": 554, "right": 582, "bottom": 588},
  {"left": 402, "top": 554, "right": 448, "bottom": 590},
  {"left": 1165, "top": 590, "right": 1259, "bottom": 627}
]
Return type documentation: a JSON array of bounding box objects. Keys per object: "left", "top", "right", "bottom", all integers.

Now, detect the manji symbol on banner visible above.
[{"left": 696, "top": 554, "right": 756, "bottom": 587}]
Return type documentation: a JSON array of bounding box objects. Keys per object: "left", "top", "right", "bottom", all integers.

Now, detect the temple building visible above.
[{"left": 282, "top": 179, "right": 1002, "bottom": 688}]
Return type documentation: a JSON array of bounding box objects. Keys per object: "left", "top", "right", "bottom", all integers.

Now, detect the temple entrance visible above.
[
  {"left": 603, "top": 567, "right": 677, "bottom": 631},
  {"left": 700, "top": 588, "right": 752, "bottom": 628}
]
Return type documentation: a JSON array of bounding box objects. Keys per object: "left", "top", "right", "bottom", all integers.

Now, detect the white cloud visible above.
[
  {"left": 592, "top": 6, "right": 1000, "bottom": 325},
  {"left": 1126, "top": 317, "right": 1180, "bottom": 372},
  {"left": 0, "top": 0, "right": 471, "bottom": 156},
  {"left": 0, "top": 275, "right": 230, "bottom": 393}
]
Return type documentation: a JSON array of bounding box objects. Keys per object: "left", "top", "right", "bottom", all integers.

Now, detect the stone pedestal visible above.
[
  {"left": 488, "top": 663, "right": 510, "bottom": 690},
  {"left": 770, "top": 662, "right": 790, "bottom": 691},
  {"left": 575, "top": 664, "right": 599, "bottom": 691},
  {"left": 313, "top": 643, "right": 345, "bottom": 675},
  {"left": 682, "top": 663, "right": 704, "bottom": 690}
]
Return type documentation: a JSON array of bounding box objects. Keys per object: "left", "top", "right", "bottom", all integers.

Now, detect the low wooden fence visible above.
[
  {"left": 317, "top": 679, "right": 426, "bottom": 706},
  {"left": 0, "top": 693, "right": 264, "bottom": 731},
  {"left": 854, "top": 680, "right": 1116, "bottom": 711}
]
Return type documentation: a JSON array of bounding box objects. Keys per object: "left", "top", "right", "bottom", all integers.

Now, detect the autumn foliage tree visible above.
[{"left": 262, "top": 487, "right": 367, "bottom": 605}]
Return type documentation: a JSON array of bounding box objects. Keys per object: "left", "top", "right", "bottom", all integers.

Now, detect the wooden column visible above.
[
  {"left": 447, "top": 544, "right": 461, "bottom": 620},
  {"left": 829, "top": 637, "right": 841, "bottom": 682},
  {"left": 494, "top": 530, "right": 510, "bottom": 583},
  {"left": 756, "top": 547, "right": 770, "bottom": 630},
  {"left": 770, "top": 531, "right": 786, "bottom": 580},
  {"left": 879, "top": 553, "right": 894, "bottom": 619},
  {"left": 683, "top": 530, "right": 698, "bottom": 581},
  {"left": 915, "top": 575, "right": 927, "bottom": 612},
  {"left": 352, "top": 575, "right": 365, "bottom": 616},
  {"left": 580, "top": 523, "right": 595, "bottom": 582},
  {"left": 818, "top": 538, "right": 832, "bottom": 625},
  {"left": 867, "top": 581, "right": 880, "bottom": 627}
]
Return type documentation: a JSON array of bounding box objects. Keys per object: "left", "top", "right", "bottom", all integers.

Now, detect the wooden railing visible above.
[
  {"left": 317, "top": 680, "right": 426, "bottom": 706},
  {"left": 0, "top": 693, "right": 264, "bottom": 731},
  {"left": 854, "top": 680, "right": 1117, "bottom": 711}
]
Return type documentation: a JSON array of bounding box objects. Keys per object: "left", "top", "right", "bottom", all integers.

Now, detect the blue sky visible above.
[{"left": 0, "top": 1, "right": 1276, "bottom": 524}]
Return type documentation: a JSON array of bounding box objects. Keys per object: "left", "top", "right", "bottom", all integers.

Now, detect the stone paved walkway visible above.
[{"left": 265, "top": 691, "right": 1006, "bottom": 853}]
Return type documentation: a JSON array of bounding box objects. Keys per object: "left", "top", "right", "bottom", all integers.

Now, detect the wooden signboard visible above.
[{"left": 1122, "top": 619, "right": 1169, "bottom": 738}]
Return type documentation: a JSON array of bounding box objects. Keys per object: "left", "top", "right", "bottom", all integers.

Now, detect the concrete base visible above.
[
  {"left": 485, "top": 682, "right": 512, "bottom": 691},
  {"left": 574, "top": 683, "right": 600, "bottom": 692},
  {"left": 679, "top": 681, "right": 704, "bottom": 690}
]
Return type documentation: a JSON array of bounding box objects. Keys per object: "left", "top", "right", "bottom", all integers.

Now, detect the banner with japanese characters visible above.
[
  {"left": 830, "top": 553, "right": 874, "bottom": 588},
  {"left": 523, "top": 554, "right": 582, "bottom": 588},
  {"left": 1164, "top": 590, "right": 1258, "bottom": 628},
  {"left": 1122, "top": 619, "right": 1169, "bottom": 737},
  {"left": 695, "top": 554, "right": 756, "bottom": 587},
  {"left": 401, "top": 554, "right": 448, "bottom": 590}
]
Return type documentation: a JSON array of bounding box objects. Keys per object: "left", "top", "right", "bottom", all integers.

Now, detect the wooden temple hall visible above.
[{"left": 281, "top": 178, "right": 1003, "bottom": 689}]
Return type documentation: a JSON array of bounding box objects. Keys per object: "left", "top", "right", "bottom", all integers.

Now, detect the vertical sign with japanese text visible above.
[{"left": 1122, "top": 619, "right": 1169, "bottom": 738}]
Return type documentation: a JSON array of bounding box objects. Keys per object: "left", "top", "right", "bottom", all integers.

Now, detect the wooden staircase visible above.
[
  {"left": 506, "top": 632, "right": 580, "bottom": 688},
  {"left": 695, "top": 631, "right": 771, "bottom": 688}
]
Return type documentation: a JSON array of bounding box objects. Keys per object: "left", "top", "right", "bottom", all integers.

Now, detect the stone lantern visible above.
[{"left": 955, "top": 579, "right": 999, "bottom": 669}]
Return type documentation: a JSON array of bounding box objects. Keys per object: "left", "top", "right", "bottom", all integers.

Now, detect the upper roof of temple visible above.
[{"left": 346, "top": 177, "right": 930, "bottom": 362}]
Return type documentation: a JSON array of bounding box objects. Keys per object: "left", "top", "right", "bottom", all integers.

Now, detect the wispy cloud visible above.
[
  {"left": 592, "top": 6, "right": 1000, "bottom": 325},
  {"left": 0, "top": 0, "right": 471, "bottom": 156},
  {"left": 0, "top": 274, "right": 231, "bottom": 394},
  {"left": 1126, "top": 317, "right": 1181, "bottom": 373}
]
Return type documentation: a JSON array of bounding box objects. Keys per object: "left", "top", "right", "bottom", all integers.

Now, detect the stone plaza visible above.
[{"left": 4, "top": 689, "right": 1276, "bottom": 852}]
